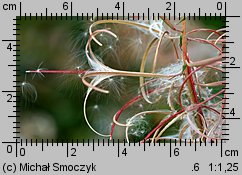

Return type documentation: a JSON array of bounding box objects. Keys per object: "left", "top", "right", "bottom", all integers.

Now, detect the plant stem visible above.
[
  {"left": 26, "top": 70, "right": 86, "bottom": 74},
  {"left": 181, "top": 20, "right": 204, "bottom": 132}
]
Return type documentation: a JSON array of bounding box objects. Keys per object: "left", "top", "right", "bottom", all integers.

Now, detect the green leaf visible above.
[
  {"left": 179, "top": 35, "right": 183, "bottom": 48},
  {"left": 182, "top": 64, "right": 187, "bottom": 73}
]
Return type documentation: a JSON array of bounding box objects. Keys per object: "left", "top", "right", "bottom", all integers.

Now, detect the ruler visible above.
[{"left": 0, "top": 0, "right": 241, "bottom": 174}]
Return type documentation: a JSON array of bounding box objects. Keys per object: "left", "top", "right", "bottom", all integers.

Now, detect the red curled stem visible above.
[
  {"left": 178, "top": 66, "right": 204, "bottom": 108},
  {"left": 142, "top": 109, "right": 185, "bottom": 142},
  {"left": 26, "top": 69, "right": 86, "bottom": 75},
  {"left": 110, "top": 89, "right": 156, "bottom": 139}
]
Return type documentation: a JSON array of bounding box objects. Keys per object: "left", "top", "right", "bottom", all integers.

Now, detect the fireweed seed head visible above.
[
  {"left": 85, "top": 31, "right": 117, "bottom": 73},
  {"left": 185, "top": 111, "right": 218, "bottom": 140},
  {"left": 57, "top": 69, "right": 84, "bottom": 98},
  {"left": 203, "top": 107, "right": 222, "bottom": 123},
  {"left": 68, "top": 49, "right": 89, "bottom": 67},
  {"left": 126, "top": 115, "right": 150, "bottom": 139},
  {"left": 199, "top": 87, "right": 213, "bottom": 101},
  {"left": 161, "top": 19, "right": 181, "bottom": 38},
  {"left": 206, "top": 120, "right": 223, "bottom": 139},
  {"left": 83, "top": 73, "right": 117, "bottom": 137},
  {"left": 195, "top": 69, "right": 207, "bottom": 83},
  {"left": 202, "top": 68, "right": 223, "bottom": 83},
  {"left": 179, "top": 121, "right": 193, "bottom": 139},
  {"left": 140, "top": 61, "right": 184, "bottom": 104},
  {"left": 68, "top": 20, "right": 92, "bottom": 51},
  {"left": 86, "top": 104, "right": 116, "bottom": 136},
  {"left": 184, "top": 111, "right": 199, "bottom": 131},
  {"left": 179, "top": 87, "right": 191, "bottom": 107},
  {"left": 95, "top": 31, "right": 118, "bottom": 48},
  {"left": 21, "top": 81, "right": 38, "bottom": 103},
  {"left": 68, "top": 32, "right": 88, "bottom": 56},
  {"left": 154, "top": 61, "right": 184, "bottom": 88},
  {"left": 145, "top": 91, "right": 163, "bottom": 104},
  {"left": 158, "top": 60, "right": 183, "bottom": 75},
  {"left": 148, "top": 20, "right": 164, "bottom": 38},
  {"left": 207, "top": 118, "right": 223, "bottom": 139},
  {"left": 67, "top": 26, "right": 89, "bottom": 66},
  {"left": 97, "top": 77, "right": 126, "bottom": 97},
  {"left": 97, "top": 45, "right": 121, "bottom": 69},
  {"left": 119, "top": 35, "right": 147, "bottom": 67}
]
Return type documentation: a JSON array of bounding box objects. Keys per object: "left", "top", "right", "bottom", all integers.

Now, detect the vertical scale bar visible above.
[
  {"left": 14, "top": 2, "right": 21, "bottom": 140},
  {"left": 223, "top": 1, "right": 228, "bottom": 141},
  {"left": 15, "top": 0, "right": 20, "bottom": 145}
]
